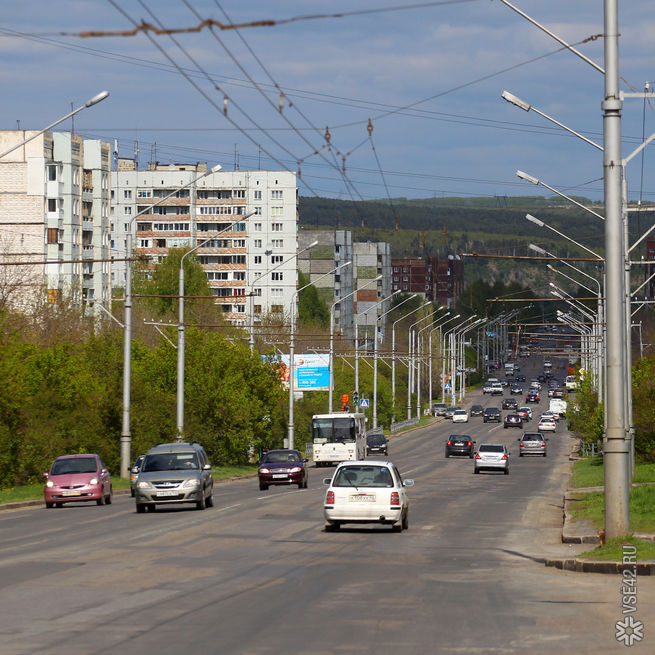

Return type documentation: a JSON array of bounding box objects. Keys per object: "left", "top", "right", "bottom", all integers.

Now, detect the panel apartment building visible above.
[
  {"left": 111, "top": 163, "right": 298, "bottom": 324},
  {"left": 0, "top": 130, "right": 111, "bottom": 312}
]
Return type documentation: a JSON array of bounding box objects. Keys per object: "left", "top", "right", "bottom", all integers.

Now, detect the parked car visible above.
[
  {"left": 44, "top": 454, "right": 113, "bottom": 508},
  {"left": 130, "top": 454, "right": 145, "bottom": 497},
  {"left": 474, "top": 443, "right": 510, "bottom": 474},
  {"left": 538, "top": 417, "right": 557, "bottom": 432},
  {"left": 432, "top": 402, "right": 448, "bottom": 417},
  {"left": 470, "top": 404, "right": 484, "bottom": 417},
  {"left": 452, "top": 409, "right": 469, "bottom": 423},
  {"left": 526, "top": 391, "right": 540, "bottom": 403},
  {"left": 518, "top": 432, "right": 548, "bottom": 456},
  {"left": 323, "top": 461, "right": 413, "bottom": 532},
  {"left": 483, "top": 407, "right": 501, "bottom": 423},
  {"left": 366, "top": 433, "right": 389, "bottom": 456},
  {"left": 258, "top": 449, "right": 309, "bottom": 490},
  {"left": 135, "top": 441, "right": 214, "bottom": 512},
  {"left": 445, "top": 435, "right": 475, "bottom": 458},
  {"left": 503, "top": 413, "right": 523, "bottom": 429},
  {"left": 502, "top": 397, "right": 518, "bottom": 410}
]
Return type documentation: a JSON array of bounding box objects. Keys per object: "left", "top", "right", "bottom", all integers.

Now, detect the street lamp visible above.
[
  {"left": 457, "top": 318, "right": 486, "bottom": 402},
  {"left": 0, "top": 91, "right": 110, "bottom": 159},
  {"left": 248, "top": 240, "right": 319, "bottom": 352},
  {"left": 176, "top": 215, "right": 253, "bottom": 440},
  {"left": 328, "top": 276, "right": 382, "bottom": 412},
  {"left": 287, "top": 261, "right": 351, "bottom": 449},
  {"left": 121, "top": 163, "right": 222, "bottom": 479},
  {"left": 426, "top": 312, "right": 454, "bottom": 406}
]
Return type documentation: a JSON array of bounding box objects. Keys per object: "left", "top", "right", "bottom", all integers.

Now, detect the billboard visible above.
[{"left": 274, "top": 353, "right": 330, "bottom": 391}]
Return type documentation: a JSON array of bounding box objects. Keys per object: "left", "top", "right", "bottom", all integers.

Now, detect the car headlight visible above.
[
  {"left": 89, "top": 477, "right": 99, "bottom": 485},
  {"left": 259, "top": 467, "right": 270, "bottom": 473},
  {"left": 182, "top": 478, "right": 201, "bottom": 488},
  {"left": 46, "top": 480, "right": 54, "bottom": 488},
  {"left": 289, "top": 467, "right": 302, "bottom": 473},
  {"left": 137, "top": 480, "right": 153, "bottom": 489}
]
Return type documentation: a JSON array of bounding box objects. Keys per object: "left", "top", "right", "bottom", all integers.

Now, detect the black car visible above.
[
  {"left": 445, "top": 434, "right": 476, "bottom": 458},
  {"left": 504, "top": 413, "right": 523, "bottom": 429},
  {"left": 470, "top": 404, "right": 484, "bottom": 417},
  {"left": 502, "top": 397, "right": 519, "bottom": 410},
  {"left": 516, "top": 374, "right": 526, "bottom": 382},
  {"left": 258, "top": 449, "right": 308, "bottom": 490},
  {"left": 483, "top": 407, "right": 501, "bottom": 423},
  {"left": 366, "top": 433, "right": 389, "bottom": 456}
]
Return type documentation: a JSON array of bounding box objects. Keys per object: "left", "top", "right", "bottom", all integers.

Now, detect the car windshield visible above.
[
  {"left": 479, "top": 445, "right": 505, "bottom": 453},
  {"left": 262, "top": 451, "right": 301, "bottom": 463},
  {"left": 367, "top": 435, "right": 386, "bottom": 446},
  {"left": 51, "top": 457, "right": 98, "bottom": 475},
  {"left": 142, "top": 452, "right": 199, "bottom": 472},
  {"left": 333, "top": 465, "right": 394, "bottom": 488}
]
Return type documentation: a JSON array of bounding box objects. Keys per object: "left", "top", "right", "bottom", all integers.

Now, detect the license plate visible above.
[
  {"left": 272, "top": 474, "right": 288, "bottom": 479},
  {"left": 62, "top": 491, "right": 81, "bottom": 496},
  {"left": 349, "top": 493, "right": 375, "bottom": 502},
  {"left": 157, "top": 490, "right": 178, "bottom": 497}
]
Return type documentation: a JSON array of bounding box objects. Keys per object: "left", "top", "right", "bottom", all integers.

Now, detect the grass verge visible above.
[
  {"left": 578, "top": 536, "right": 655, "bottom": 561},
  {"left": 0, "top": 464, "right": 258, "bottom": 505},
  {"left": 570, "top": 484, "right": 655, "bottom": 533},
  {"left": 570, "top": 456, "right": 655, "bottom": 489}
]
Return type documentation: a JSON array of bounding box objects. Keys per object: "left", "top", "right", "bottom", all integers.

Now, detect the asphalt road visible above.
[{"left": 0, "top": 362, "right": 653, "bottom": 654}]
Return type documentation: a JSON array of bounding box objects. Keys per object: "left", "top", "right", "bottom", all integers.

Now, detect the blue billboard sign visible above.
[{"left": 274, "top": 353, "right": 330, "bottom": 391}]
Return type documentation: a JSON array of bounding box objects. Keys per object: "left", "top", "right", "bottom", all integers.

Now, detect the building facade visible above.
[
  {"left": 391, "top": 255, "right": 463, "bottom": 306},
  {"left": 0, "top": 130, "right": 111, "bottom": 312},
  {"left": 111, "top": 163, "right": 298, "bottom": 324}
]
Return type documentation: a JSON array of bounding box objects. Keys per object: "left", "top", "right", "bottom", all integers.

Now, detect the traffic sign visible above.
[{"left": 360, "top": 398, "right": 369, "bottom": 408}]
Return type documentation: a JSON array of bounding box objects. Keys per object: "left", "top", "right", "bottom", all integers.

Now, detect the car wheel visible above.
[
  {"left": 469, "top": 453, "right": 474, "bottom": 459},
  {"left": 445, "top": 452, "right": 449, "bottom": 458},
  {"left": 196, "top": 495, "right": 206, "bottom": 510},
  {"left": 259, "top": 482, "right": 268, "bottom": 491},
  {"left": 297, "top": 481, "right": 303, "bottom": 489},
  {"left": 205, "top": 493, "right": 214, "bottom": 507},
  {"left": 519, "top": 453, "right": 523, "bottom": 457},
  {"left": 147, "top": 504, "right": 156, "bottom": 512},
  {"left": 55, "top": 502, "right": 63, "bottom": 508},
  {"left": 325, "top": 522, "right": 340, "bottom": 531},
  {"left": 130, "top": 489, "right": 135, "bottom": 498},
  {"left": 543, "top": 452, "right": 547, "bottom": 457},
  {"left": 392, "top": 521, "right": 403, "bottom": 533},
  {"left": 45, "top": 502, "right": 54, "bottom": 508},
  {"left": 136, "top": 504, "right": 146, "bottom": 513},
  {"left": 96, "top": 495, "right": 105, "bottom": 506},
  {"left": 303, "top": 477, "right": 308, "bottom": 489},
  {"left": 504, "top": 468, "right": 509, "bottom": 475},
  {"left": 105, "top": 491, "right": 112, "bottom": 505},
  {"left": 402, "top": 510, "right": 409, "bottom": 531},
  {"left": 474, "top": 468, "right": 480, "bottom": 474}
]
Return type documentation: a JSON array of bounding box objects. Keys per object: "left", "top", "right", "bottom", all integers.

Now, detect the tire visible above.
[
  {"left": 474, "top": 468, "right": 480, "bottom": 474},
  {"left": 504, "top": 468, "right": 509, "bottom": 475},
  {"left": 392, "top": 521, "right": 403, "bottom": 533},
  {"left": 205, "top": 492, "right": 214, "bottom": 507},
  {"left": 469, "top": 453, "right": 474, "bottom": 459},
  {"left": 325, "top": 522, "right": 340, "bottom": 532},
  {"left": 136, "top": 504, "right": 146, "bottom": 513},
  {"left": 130, "top": 489, "right": 135, "bottom": 498},
  {"left": 196, "top": 494, "right": 206, "bottom": 510},
  {"left": 402, "top": 510, "right": 409, "bottom": 531},
  {"left": 303, "top": 477, "right": 308, "bottom": 489},
  {"left": 55, "top": 502, "right": 63, "bottom": 508},
  {"left": 445, "top": 452, "right": 450, "bottom": 458},
  {"left": 259, "top": 483, "right": 268, "bottom": 491},
  {"left": 543, "top": 452, "right": 547, "bottom": 457},
  {"left": 96, "top": 495, "right": 105, "bottom": 506},
  {"left": 147, "top": 504, "right": 156, "bottom": 512},
  {"left": 45, "top": 502, "right": 54, "bottom": 508},
  {"left": 519, "top": 453, "right": 523, "bottom": 457},
  {"left": 297, "top": 482, "right": 303, "bottom": 489},
  {"left": 105, "top": 489, "right": 112, "bottom": 504}
]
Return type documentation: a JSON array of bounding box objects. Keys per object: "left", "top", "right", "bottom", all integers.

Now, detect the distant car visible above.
[
  {"left": 526, "top": 392, "right": 540, "bottom": 403},
  {"left": 483, "top": 407, "right": 501, "bottom": 423},
  {"left": 470, "top": 404, "right": 484, "bottom": 417},
  {"left": 518, "top": 406, "right": 533, "bottom": 420},
  {"left": 258, "top": 449, "right": 309, "bottom": 490},
  {"left": 474, "top": 443, "right": 510, "bottom": 474},
  {"left": 502, "top": 398, "right": 518, "bottom": 410},
  {"left": 432, "top": 402, "right": 448, "bottom": 417},
  {"left": 323, "top": 461, "right": 413, "bottom": 532},
  {"left": 445, "top": 406, "right": 461, "bottom": 419},
  {"left": 515, "top": 374, "right": 526, "bottom": 382},
  {"left": 44, "top": 454, "right": 113, "bottom": 508},
  {"left": 452, "top": 409, "right": 469, "bottom": 423},
  {"left": 518, "top": 432, "right": 548, "bottom": 457},
  {"left": 510, "top": 384, "right": 523, "bottom": 395},
  {"left": 504, "top": 413, "right": 523, "bottom": 429},
  {"left": 130, "top": 454, "right": 145, "bottom": 497},
  {"left": 366, "top": 433, "right": 389, "bottom": 456},
  {"left": 551, "top": 389, "right": 567, "bottom": 399},
  {"left": 445, "top": 434, "right": 475, "bottom": 458},
  {"left": 538, "top": 374, "right": 546, "bottom": 383},
  {"left": 540, "top": 410, "right": 559, "bottom": 422},
  {"left": 538, "top": 418, "right": 557, "bottom": 432}
]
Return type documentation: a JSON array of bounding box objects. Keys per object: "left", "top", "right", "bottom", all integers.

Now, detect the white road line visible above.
[{"left": 213, "top": 503, "right": 242, "bottom": 512}]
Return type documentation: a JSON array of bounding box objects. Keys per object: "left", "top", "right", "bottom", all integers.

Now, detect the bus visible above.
[{"left": 311, "top": 413, "right": 367, "bottom": 466}]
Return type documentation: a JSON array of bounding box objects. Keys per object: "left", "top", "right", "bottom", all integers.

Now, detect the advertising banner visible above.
[{"left": 274, "top": 353, "right": 330, "bottom": 391}]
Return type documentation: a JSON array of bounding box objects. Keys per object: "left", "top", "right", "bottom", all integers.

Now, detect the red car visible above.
[
  {"left": 258, "top": 449, "right": 309, "bottom": 490},
  {"left": 44, "top": 454, "right": 113, "bottom": 508},
  {"left": 526, "top": 392, "right": 540, "bottom": 403}
]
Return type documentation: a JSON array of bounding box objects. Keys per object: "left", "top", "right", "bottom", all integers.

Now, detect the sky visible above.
[{"left": 1, "top": 0, "right": 655, "bottom": 206}]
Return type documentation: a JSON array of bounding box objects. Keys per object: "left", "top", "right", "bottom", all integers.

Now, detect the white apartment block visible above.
[
  {"left": 111, "top": 163, "right": 298, "bottom": 324},
  {"left": 0, "top": 130, "right": 111, "bottom": 312}
]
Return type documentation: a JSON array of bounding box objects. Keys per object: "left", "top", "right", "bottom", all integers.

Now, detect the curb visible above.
[
  {"left": 0, "top": 487, "right": 131, "bottom": 512},
  {"left": 545, "top": 558, "right": 655, "bottom": 574}
]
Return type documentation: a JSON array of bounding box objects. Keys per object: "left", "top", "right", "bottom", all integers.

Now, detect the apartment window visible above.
[
  {"left": 271, "top": 305, "right": 283, "bottom": 314},
  {"left": 139, "top": 239, "right": 150, "bottom": 248},
  {"left": 403, "top": 276, "right": 408, "bottom": 281},
  {"left": 272, "top": 272, "right": 283, "bottom": 281},
  {"left": 123, "top": 190, "right": 132, "bottom": 199},
  {"left": 271, "top": 288, "right": 283, "bottom": 297},
  {"left": 271, "top": 223, "right": 283, "bottom": 232},
  {"left": 47, "top": 199, "right": 57, "bottom": 212},
  {"left": 254, "top": 207, "right": 262, "bottom": 215},
  {"left": 271, "top": 255, "right": 283, "bottom": 264},
  {"left": 254, "top": 223, "right": 262, "bottom": 232},
  {"left": 271, "top": 190, "right": 283, "bottom": 199},
  {"left": 233, "top": 272, "right": 245, "bottom": 281},
  {"left": 254, "top": 239, "right": 262, "bottom": 248},
  {"left": 124, "top": 206, "right": 132, "bottom": 215},
  {"left": 254, "top": 190, "right": 262, "bottom": 200},
  {"left": 233, "top": 189, "right": 245, "bottom": 198},
  {"left": 272, "top": 239, "right": 283, "bottom": 248},
  {"left": 254, "top": 256, "right": 262, "bottom": 264},
  {"left": 254, "top": 288, "right": 262, "bottom": 296},
  {"left": 47, "top": 228, "right": 58, "bottom": 244},
  {"left": 233, "top": 239, "right": 246, "bottom": 248},
  {"left": 235, "top": 305, "right": 246, "bottom": 313},
  {"left": 47, "top": 165, "right": 57, "bottom": 181},
  {"left": 254, "top": 305, "right": 262, "bottom": 314},
  {"left": 137, "top": 190, "right": 152, "bottom": 198},
  {"left": 271, "top": 206, "right": 283, "bottom": 216}
]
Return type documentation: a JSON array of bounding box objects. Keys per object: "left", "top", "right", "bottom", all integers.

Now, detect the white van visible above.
[
  {"left": 565, "top": 375, "right": 578, "bottom": 391},
  {"left": 549, "top": 399, "right": 567, "bottom": 419}
]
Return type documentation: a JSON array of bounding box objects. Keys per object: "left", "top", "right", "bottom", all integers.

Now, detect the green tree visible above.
[{"left": 297, "top": 271, "right": 329, "bottom": 329}]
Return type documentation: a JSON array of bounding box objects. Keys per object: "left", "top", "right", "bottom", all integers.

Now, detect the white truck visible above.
[{"left": 549, "top": 398, "right": 568, "bottom": 419}]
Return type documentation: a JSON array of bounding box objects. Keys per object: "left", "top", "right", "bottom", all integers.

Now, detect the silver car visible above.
[
  {"left": 474, "top": 443, "right": 510, "bottom": 474},
  {"left": 518, "top": 432, "right": 548, "bottom": 457}
]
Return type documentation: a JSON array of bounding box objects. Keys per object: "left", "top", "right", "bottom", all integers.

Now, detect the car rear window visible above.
[
  {"left": 479, "top": 445, "right": 505, "bottom": 453},
  {"left": 367, "top": 435, "right": 386, "bottom": 446},
  {"left": 333, "top": 465, "right": 393, "bottom": 487},
  {"left": 523, "top": 434, "right": 543, "bottom": 441}
]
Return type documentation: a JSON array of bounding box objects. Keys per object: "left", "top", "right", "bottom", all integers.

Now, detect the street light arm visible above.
[{"left": 526, "top": 214, "right": 603, "bottom": 259}]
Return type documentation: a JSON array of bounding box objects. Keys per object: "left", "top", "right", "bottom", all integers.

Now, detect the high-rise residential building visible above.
[
  {"left": 0, "top": 130, "right": 111, "bottom": 312},
  {"left": 111, "top": 163, "right": 298, "bottom": 324},
  {"left": 391, "top": 255, "right": 463, "bottom": 306}
]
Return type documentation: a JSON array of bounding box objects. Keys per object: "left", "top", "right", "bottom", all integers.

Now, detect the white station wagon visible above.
[{"left": 323, "top": 461, "right": 413, "bottom": 532}]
